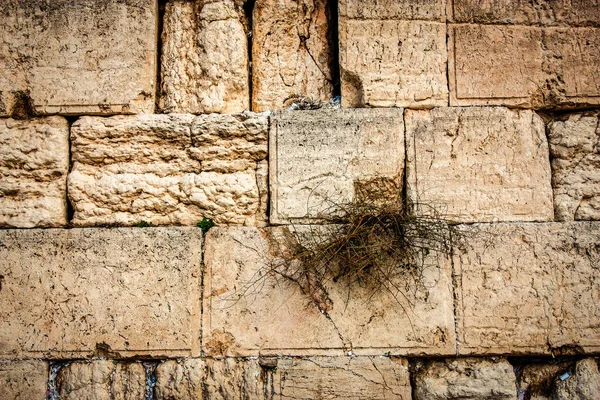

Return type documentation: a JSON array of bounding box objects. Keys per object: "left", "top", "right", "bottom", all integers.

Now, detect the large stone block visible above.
[
  {"left": 160, "top": 0, "right": 249, "bottom": 114},
  {"left": 273, "top": 356, "right": 411, "bottom": 399},
  {"left": 406, "top": 107, "right": 553, "bottom": 223},
  {"left": 449, "top": 25, "right": 600, "bottom": 108},
  {"left": 0, "top": 117, "right": 69, "bottom": 227},
  {"left": 0, "top": 360, "right": 48, "bottom": 400},
  {"left": 252, "top": 0, "right": 333, "bottom": 112},
  {"left": 413, "top": 358, "right": 517, "bottom": 400},
  {"left": 0, "top": 228, "right": 202, "bottom": 358},
  {"left": 202, "top": 227, "right": 456, "bottom": 356},
  {"left": 339, "top": 0, "right": 447, "bottom": 108},
  {"left": 454, "top": 222, "right": 600, "bottom": 355},
  {"left": 68, "top": 112, "right": 268, "bottom": 226},
  {"left": 553, "top": 358, "right": 600, "bottom": 399},
  {"left": 270, "top": 109, "right": 404, "bottom": 224},
  {"left": 451, "top": 0, "right": 600, "bottom": 26},
  {"left": 57, "top": 361, "right": 146, "bottom": 400},
  {"left": 548, "top": 112, "right": 600, "bottom": 221},
  {"left": 0, "top": 0, "right": 156, "bottom": 116}
]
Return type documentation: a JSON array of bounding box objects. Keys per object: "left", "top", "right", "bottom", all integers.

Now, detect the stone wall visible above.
[{"left": 1, "top": 0, "right": 600, "bottom": 398}]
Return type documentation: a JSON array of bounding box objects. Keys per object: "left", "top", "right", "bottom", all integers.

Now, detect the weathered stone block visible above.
[
  {"left": 0, "top": 228, "right": 202, "bottom": 358},
  {"left": 339, "top": 0, "right": 447, "bottom": 108},
  {"left": 406, "top": 107, "right": 553, "bottom": 223},
  {"left": 449, "top": 25, "right": 600, "bottom": 108},
  {"left": 203, "top": 227, "right": 455, "bottom": 356},
  {"left": 155, "top": 358, "right": 263, "bottom": 400},
  {"left": 553, "top": 358, "right": 600, "bottom": 399},
  {"left": 273, "top": 356, "right": 411, "bottom": 399},
  {"left": 0, "top": 360, "right": 48, "bottom": 400},
  {"left": 68, "top": 113, "right": 268, "bottom": 226},
  {"left": 0, "top": 117, "right": 69, "bottom": 227},
  {"left": 270, "top": 109, "right": 404, "bottom": 224},
  {"left": 0, "top": 0, "right": 156, "bottom": 116},
  {"left": 454, "top": 222, "right": 600, "bottom": 355},
  {"left": 451, "top": 0, "right": 600, "bottom": 26},
  {"left": 413, "top": 358, "right": 517, "bottom": 400},
  {"left": 516, "top": 360, "right": 575, "bottom": 400},
  {"left": 57, "top": 361, "right": 146, "bottom": 400},
  {"left": 252, "top": 0, "right": 333, "bottom": 112},
  {"left": 160, "top": 0, "right": 249, "bottom": 114},
  {"left": 548, "top": 112, "right": 600, "bottom": 221}
]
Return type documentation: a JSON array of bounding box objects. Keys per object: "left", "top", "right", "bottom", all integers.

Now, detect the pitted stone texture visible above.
[
  {"left": 406, "top": 107, "right": 553, "bottom": 223},
  {"left": 0, "top": 117, "right": 69, "bottom": 227},
  {"left": 449, "top": 25, "right": 600, "bottom": 108},
  {"left": 0, "top": 0, "right": 156, "bottom": 116},
  {"left": 252, "top": 0, "right": 332, "bottom": 112},
  {"left": 270, "top": 109, "right": 404, "bottom": 224},
  {"left": 202, "top": 227, "right": 455, "bottom": 356},
  {"left": 0, "top": 360, "right": 48, "bottom": 400},
  {"left": 340, "top": 19, "right": 447, "bottom": 108},
  {"left": 0, "top": 228, "right": 202, "bottom": 358},
  {"left": 274, "top": 356, "right": 411, "bottom": 399},
  {"left": 155, "top": 358, "right": 263, "bottom": 400},
  {"left": 451, "top": 0, "right": 600, "bottom": 26},
  {"left": 160, "top": 1, "right": 248, "bottom": 114},
  {"left": 68, "top": 113, "right": 268, "bottom": 227},
  {"left": 548, "top": 112, "right": 600, "bottom": 221},
  {"left": 57, "top": 361, "right": 146, "bottom": 400},
  {"left": 341, "top": 0, "right": 446, "bottom": 21},
  {"left": 554, "top": 358, "right": 600, "bottom": 399},
  {"left": 413, "top": 358, "right": 517, "bottom": 400},
  {"left": 516, "top": 360, "right": 574, "bottom": 400},
  {"left": 454, "top": 222, "right": 600, "bottom": 355}
]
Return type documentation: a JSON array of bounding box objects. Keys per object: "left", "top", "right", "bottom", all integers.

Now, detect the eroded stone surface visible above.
[
  {"left": 270, "top": 109, "right": 404, "bottom": 224},
  {"left": 449, "top": 25, "right": 600, "bottom": 108},
  {"left": 0, "top": 117, "right": 69, "bottom": 227},
  {"left": 160, "top": 0, "right": 248, "bottom": 114},
  {"left": 68, "top": 113, "right": 268, "bottom": 226},
  {"left": 340, "top": 17, "right": 447, "bottom": 108},
  {"left": 0, "top": 360, "right": 48, "bottom": 400},
  {"left": 0, "top": 0, "right": 156, "bottom": 116},
  {"left": 516, "top": 360, "right": 574, "bottom": 400},
  {"left": 451, "top": 0, "right": 600, "bottom": 26},
  {"left": 340, "top": 0, "right": 446, "bottom": 21},
  {"left": 0, "top": 228, "right": 202, "bottom": 358},
  {"left": 554, "top": 358, "right": 600, "bottom": 399},
  {"left": 548, "top": 112, "right": 600, "bottom": 221},
  {"left": 58, "top": 361, "right": 146, "bottom": 400},
  {"left": 203, "top": 226, "right": 455, "bottom": 356},
  {"left": 413, "top": 358, "right": 517, "bottom": 400},
  {"left": 406, "top": 107, "right": 553, "bottom": 223},
  {"left": 274, "top": 356, "right": 411, "bottom": 399},
  {"left": 252, "top": 0, "right": 332, "bottom": 112},
  {"left": 454, "top": 222, "right": 600, "bottom": 355}
]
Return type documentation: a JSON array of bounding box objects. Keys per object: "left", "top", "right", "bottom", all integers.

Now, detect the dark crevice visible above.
[
  {"left": 243, "top": 0, "right": 256, "bottom": 111},
  {"left": 47, "top": 360, "right": 71, "bottom": 400},
  {"left": 326, "top": 0, "right": 341, "bottom": 97},
  {"left": 155, "top": 0, "right": 167, "bottom": 113},
  {"left": 144, "top": 361, "right": 159, "bottom": 400},
  {"left": 65, "top": 116, "right": 78, "bottom": 225}
]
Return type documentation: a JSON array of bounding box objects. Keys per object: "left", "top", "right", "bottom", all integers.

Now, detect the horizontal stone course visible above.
[{"left": 0, "top": 228, "right": 202, "bottom": 358}]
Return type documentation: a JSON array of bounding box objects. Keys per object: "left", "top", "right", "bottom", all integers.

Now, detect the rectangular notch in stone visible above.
[{"left": 270, "top": 109, "right": 404, "bottom": 224}]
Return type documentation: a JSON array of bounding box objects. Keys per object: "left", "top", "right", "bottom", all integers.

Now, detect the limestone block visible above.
[
  {"left": 451, "top": 0, "right": 600, "bottom": 26},
  {"left": 553, "top": 358, "right": 600, "bottom": 399},
  {"left": 454, "top": 222, "right": 600, "bottom": 355},
  {"left": 270, "top": 109, "right": 404, "bottom": 224},
  {"left": 68, "top": 112, "right": 268, "bottom": 226},
  {"left": 413, "top": 358, "right": 517, "bottom": 400},
  {"left": 339, "top": 0, "right": 447, "bottom": 108},
  {"left": 548, "top": 112, "right": 600, "bottom": 221},
  {"left": 0, "top": 228, "right": 202, "bottom": 358},
  {"left": 202, "top": 227, "right": 456, "bottom": 356},
  {"left": 160, "top": 0, "right": 248, "bottom": 114},
  {"left": 154, "top": 358, "right": 263, "bottom": 400},
  {"left": 0, "top": 0, "right": 156, "bottom": 116},
  {"left": 0, "top": 117, "right": 69, "bottom": 227},
  {"left": 273, "top": 356, "right": 411, "bottom": 399},
  {"left": 449, "top": 25, "right": 600, "bottom": 108},
  {"left": 406, "top": 107, "right": 553, "bottom": 223},
  {"left": 251, "top": 0, "right": 332, "bottom": 112},
  {"left": 57, "top": 361, "right": 146, "bottom": 400},
  {"left": 0, "top": 360, "right": 48, "bottom": 400},
  {"left": 516, "top": 361, "right": 574, "bottom": 400}
]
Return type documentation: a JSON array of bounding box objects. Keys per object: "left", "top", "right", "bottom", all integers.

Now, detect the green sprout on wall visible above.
[{"left": 197, "top": 217, "right": 215, "bottom": 233}]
